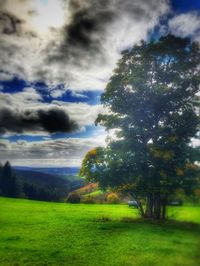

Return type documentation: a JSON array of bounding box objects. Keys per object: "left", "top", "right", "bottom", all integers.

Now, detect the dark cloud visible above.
[
  {"left": 64, "top": 0, "right": 155, "bottom": 50},
  {"left": 0, "top": 107, "right": 78, "bottom": 134},
  {"left": 66, "top": 1, "right": 114, "bottom": 49},
  {"left": 37, "top": 109, "right": 78, "bottom": 133},
  {"left": 0, "top": 11, "right": 23, "bottom": 35},
  {"left": 0, "top": 1, "right": 37, "bottom": 37},
  {"left": 46, "top": 0, "right": 167, "bottom": 68},
  {"left": 46, "top": 0, "right": 115, "bottom": 65},
  {"left": 0, "top": 0, "right": 169, "bottom": 89}
]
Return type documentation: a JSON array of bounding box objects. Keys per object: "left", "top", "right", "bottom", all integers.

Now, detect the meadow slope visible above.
[{"left": 0, "top": 197, "right": 200, "bottom": 266}]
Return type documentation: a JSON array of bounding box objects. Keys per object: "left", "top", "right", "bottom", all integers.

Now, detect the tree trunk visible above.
[
  {"left": 145, "top": 193, "right": 154, "bottom": 218},
  {"left": 161, "top": 203, "right": 166, "bottom": 219},
  {"left": 143, "top": 193, "right": 167, "bottom": 220},
  {"left": 161, "top": 196, "right": 167, "bottom": 220},
  {"left": 137, "top": 200, "right": 145, "bottom": 218},
  {"left": 153, "top": 193, "right": 161, "bottom": 219}
]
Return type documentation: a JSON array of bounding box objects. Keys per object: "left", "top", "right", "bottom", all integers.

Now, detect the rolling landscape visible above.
[
  {"left": 13, "top": 166, "right": 83, "bottom": 193},
  {"left": 0, "top": 0, "right": 200, "bottom": 265},
  {"left": 13, "top": 166, "right": 80, "bottom": 176}
]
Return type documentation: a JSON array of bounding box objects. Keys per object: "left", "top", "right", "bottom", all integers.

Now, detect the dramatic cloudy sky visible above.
[{"left": 0, "top": 0, "right": 200, "bottom": 167}]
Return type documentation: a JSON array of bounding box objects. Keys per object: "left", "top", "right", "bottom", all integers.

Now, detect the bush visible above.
[
  {"left": 67, "top": 192, "right": 81, "bottom": 203},
  {"left": 81, "top": 195, "right": 96, "bottom": 204},
  {"left": 106, "top": 192, "right": 120, "bottom": 204}
]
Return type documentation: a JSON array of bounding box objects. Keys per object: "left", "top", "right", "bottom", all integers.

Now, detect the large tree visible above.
[{"left": 80, "top": 35, "right": 200, "bottom": 219}]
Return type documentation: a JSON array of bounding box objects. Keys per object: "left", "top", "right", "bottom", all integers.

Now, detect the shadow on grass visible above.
[
  {"left": 120, "top": 216, "right": 200, "bottom": 232},
  {"left": 94, "top": 215, "right": 200, "bottom": 234}
]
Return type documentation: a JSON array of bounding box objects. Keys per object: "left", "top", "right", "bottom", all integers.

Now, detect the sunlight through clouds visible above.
[{"left": 30, "top": 0, "right": 66, "bottom": 34}]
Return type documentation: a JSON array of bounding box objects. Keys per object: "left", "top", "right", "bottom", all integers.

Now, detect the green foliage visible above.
[
  {"left": 0, "top": 197, "right": 200, "bottom": 266},
  {"left": 80, "top": 35, "right": 200, "bottom": 219}
]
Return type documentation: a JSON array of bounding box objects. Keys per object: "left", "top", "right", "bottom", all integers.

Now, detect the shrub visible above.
[
  {"left": 67, "top": 192, "right": 81, "bottom": 203},
  {"left": 106, "top": 192, "right": 120, "bottom": 204},
  {"left": 81, "top": 196, "right": 96, "bottom": 204}
]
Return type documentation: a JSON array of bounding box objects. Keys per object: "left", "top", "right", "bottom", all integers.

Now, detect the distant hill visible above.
[
  {"left": 13, "top": 166, "right": 80, "bottom": 176},
  {"left": 14, "top": 169, "right": 68, "bottom": 188},
  {"left": 13, "top": 168, "right": 84, "bottom": 192}
]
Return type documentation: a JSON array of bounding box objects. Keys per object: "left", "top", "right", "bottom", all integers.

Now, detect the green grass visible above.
[
  {"left": 83, "top": 189, "right": 104, "bottom": 197},
  {"left": 0, "top": 197, "right": 200, "bottom": 266}
]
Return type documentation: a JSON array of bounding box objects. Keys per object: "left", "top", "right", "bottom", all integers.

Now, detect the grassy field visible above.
[{"left": 0, "top": 197, "right": 200, "bottom": 266}]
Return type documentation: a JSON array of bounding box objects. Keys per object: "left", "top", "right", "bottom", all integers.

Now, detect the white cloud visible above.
[
  {"left": 0, "top": 0, "right": 67, "bottom": 35},
  {"left": 0, "top": 134, "right": 106, "bottom": 167},
  {"left": 0, "top": 72, "right": 14, "bottom": 81},
  {"left": 168, "top": 12, "right": 200, "bottom": 41},
  {"left": 50, "top": 89, "right": 65, "bottom": 98},
  {"left": 10, "top": 87, "right": 43, "bottom": 103},
  {"left": 71, "top": 91, "right": 88, "bottom": 99},
  {"left": 0, "top": 0, "right": 170, "bottom": 91}
]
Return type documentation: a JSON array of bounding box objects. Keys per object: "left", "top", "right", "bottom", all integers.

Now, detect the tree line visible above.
[
  {"left": 0, "top": 161, "right": 18, "bottom": 198},
  {"left": 0, "top": 161, "right": 70, "bottom": 202}
]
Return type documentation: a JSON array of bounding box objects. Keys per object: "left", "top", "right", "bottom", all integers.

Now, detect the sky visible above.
[{"left": 0, "top": 0, "right": 200, "bottom": 167}]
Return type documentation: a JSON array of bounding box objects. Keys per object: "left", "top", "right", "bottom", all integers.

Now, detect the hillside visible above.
[
  {"left": 13, "top": 168, "right": 85, "bottom": 202},
  {"left": 13, "top": 166, "right": 80, "bottom": 176},
  {"left": 0, "top": 197, "right": 200, "bottom": 266},
  {"left": 14, "top": 168, "right": 84, "bottom": 189},
  {"left": 14, "top": 169, "right": 70, "bottom": 188}
]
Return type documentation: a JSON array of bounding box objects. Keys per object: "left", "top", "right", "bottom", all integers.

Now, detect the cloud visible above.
[
  {"left": 0, "top": 88, "right": 78, "bottom": 135},
  {"left": 71, "top": 91, "right": 88, "bottom": 98},
  {"left": 51, "top": 100, "right": 105, "bottom": 127},
  {"left": 50, "top": 89, "right": 65, "bottom": 98},
  {"left": 0, "top": 10, "right": 24, "bottom": 35},
  {"left": 0, "top": 0, "right": 169, "bottom": 91},
  {"left": 43, "top": 0, "right": 169, "bottom": 90},
  {"left": 0, "top": 89, "right": 105, "bottom": 135},
  {"left": 0, "top": 135, "right": 106, "bottom": 167},
  {"left": 0, "top": 107, "right": 78, "bottom": 134},
  {"left": 168, "top": 12, "right": 200, "bottom": 41},
  {"left": 0, "top": 71, "right": 15, "bottom": 81}
]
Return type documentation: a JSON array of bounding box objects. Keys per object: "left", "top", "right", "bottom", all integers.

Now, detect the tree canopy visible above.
[{"left": 80, "top": 35, "right": 200, "bottom": 219}]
